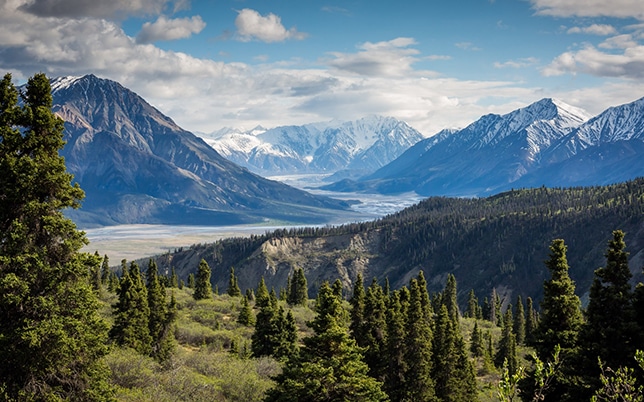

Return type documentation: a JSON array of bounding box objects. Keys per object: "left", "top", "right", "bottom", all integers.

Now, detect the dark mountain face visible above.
[
  {"left": 50, "top": 75, "right": 349, "bottom": 227},
  {"left": 324, "top": 97, "right": 644, "bottom": 197}
]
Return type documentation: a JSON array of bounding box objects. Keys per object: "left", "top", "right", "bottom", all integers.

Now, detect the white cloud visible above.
[
  {"left": 567, "top": 24, "right": 618, "bottom": 36},
  {"left": 455, "top": 42, "right": 482, "bottom": 51},
  {"left": 234, "top": 8, "right": 306, "bottom": 43},
  {"left": 324, "top": 38, "right": 424, "bottom": 77},
  {"left": 494, "top": 57, "right": 539, "bottom": 69},
  {"left": 136, "top": 15, "right": 205, "bottom": 43},
  {"left": 542, "top": 43, "right": 644, "bottom": 79},
  {"left": 19, "top": 0, "right": 184, "bottom": 19},
  {"left": 531, "top": 0, "right": 644, "bottom": 20}
]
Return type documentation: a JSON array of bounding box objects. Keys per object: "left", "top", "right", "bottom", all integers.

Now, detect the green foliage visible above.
[
  {"left": 0, "top": 73, "right": 114, "bottom": 400},
  {"left": 513, "top": 296, "right": 526, "bottom": 345},
  {"left": 238, "top": 295, "right": 255, "bottom": 326},
  {"left": 147, "top": 259, "right": 177, "bottom": 362},
  {"left": 287, "top": 267, "right": 308, "bottom": 306},
  {"left": 465, "top": 289, "right": 481, "bottom": 319},
  {"left": 194, "top": 259, "right": 212, "bottom": 300},
  {"left": 228, "top": 266, "right": 242, "bottom": 297},
  {"left": 265, "top": 282, "right": 388, "bottom": 402},
  {"left": 591, "top": 351, "right": 644, "bottom": 402},
  {"left": 495, "top": 309, "right": 518, "bottom": 376},
  {"left": 251, "top": 293, "right": 297, "bottom": 360},
  {"left": 256, "top": 276, "right": 270, "bottom": 308}
]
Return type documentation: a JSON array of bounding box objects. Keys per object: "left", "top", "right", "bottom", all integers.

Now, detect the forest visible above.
[{"left": 1, "top": 73, "right": 644, "bottom": 401}]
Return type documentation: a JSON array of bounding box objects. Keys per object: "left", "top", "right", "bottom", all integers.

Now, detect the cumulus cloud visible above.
[
  {"left": 567, "top": 24, "right": 618, "bottom": 36},
  {"left": 136, "top": 15, "right": 205, "bottom": 43},
  {"left": 235, "top": 8, "right": 307, "bottom": 43},
  {"left": 542, "top": 43, "right": 644, "bottom": 79},
  {"left": 494, "top": 57, "right": 539, "bottom": 69},
  {"left": 19, "top": 0, "right": 184, "bottom": 19},
  {"left": 531, "top": 0, "right": 644, "bottom": 20},
  {"left": 325, "top": 37, "right": 425, "bottom": 77}
]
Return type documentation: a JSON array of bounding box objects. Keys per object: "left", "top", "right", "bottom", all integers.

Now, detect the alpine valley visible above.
[{"left": 49, "top": 74, "right": 351, "bottom": 228}]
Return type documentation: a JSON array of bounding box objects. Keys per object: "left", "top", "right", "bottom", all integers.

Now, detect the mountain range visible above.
[
  {"left": 322, "top": 97, "right": 644, "bottom": 196},
  {"left": 49, "top": 74, "right": 350, "bottom": 227},
  {"left": 201, "top": 116, "right": 424, "bottom": 180}
]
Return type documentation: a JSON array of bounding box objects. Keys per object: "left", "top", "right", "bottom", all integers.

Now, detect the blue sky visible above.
[{"left": 2, "top": 0, "right": 644, "bottom": 135}]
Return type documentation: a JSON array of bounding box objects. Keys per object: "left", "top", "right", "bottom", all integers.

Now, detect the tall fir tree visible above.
[
  {"left": 0, "top": 73, "right": 113, "bottom": 400},
  {"left": 238, "top": 295, "right": 255, "bottom": 326},
  {"left": 513, "top": 295, "right": 526, "bottom": 345},
  {"left": 361, "top": 279, "right": 389, "bottom": 382},
  {"left": 443, "top": 273, "right": 460, "bottom": 321},
  {"left": 287, "top": 267, "right": 308, "bottom": 306},
  {"left": 403, "top": 278, "right": 437, "bottom": 402},
  {"left": 256, "top": 276, "right": 270, "bottom": 308},
  {"left": 100, "top": 254, "right": 111, "bottom": 285},
  {"left": 470, "top": 321, "right": 485, "bottom": 358},
  {"left": 251, "top": 293, "right": 295, "bottom": 359},
  {"left": 265, "top": 282, "right": 388, "bottom": 402},
  {"left": 579, "top": 230, "right": 639, "bottom": 396},
  {"left": 146, "top": 259, "right": 176, "bottom": 362},
  {"left": 525, "top": 296, "right": 537, "bottom": 344},
  {"left": 111, "top": 261, "right": 153, "bottom": 355},
  {"left": 384, "top": 290, "right": 408, "bottom": 402},
  {"left": 495, "top": 308, "right": 518, "bottom": 376},
  {"left": 227, "top": 266, "right": 241, "bottom": 297},
  {"left": 350, "top": 272, "right": 366, "bottom": 341},
  {"left": 193, "top": 259, "right": 212, "bottom": 300},
  {"left": 464, "top": 289, "right": 480, "bottom": 319},
  {"left": 524, "top": 238, "right": 584, "bottom": 402}
]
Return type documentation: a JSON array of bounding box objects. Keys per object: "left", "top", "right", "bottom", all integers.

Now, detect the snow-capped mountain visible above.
[
  {"left": 48, "top": 74, "right": 349, "bottom": 227},
  {"left": 324, "top": 97, "right": 620, "bottom": 196},
  {"left": 201, "top": 116, "right": 425, "bottom": 177}
]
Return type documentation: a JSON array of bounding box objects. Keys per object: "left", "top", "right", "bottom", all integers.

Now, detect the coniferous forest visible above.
[{"left": 2, "top": 74, "right": 644, "bottom": 401}]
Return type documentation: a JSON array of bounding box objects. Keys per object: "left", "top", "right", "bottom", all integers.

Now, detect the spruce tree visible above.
[
  {"left": 362, "top": 278, "right": 389, "bottom": 382},
  {"left": 265, "top": 282, "right": 388, "bottom": 402},
  {"left": 170, "top": 267, "right": 178, "bottom": 288},
  {"left": 287, "top": 267, "right": 308, "bottom": 306},
  {"left": 470, "top": 321, "right": 485, "bottom": 358},
  {"left": 495, "top": 308, "right": 518, "bottom": 376},
  {"left": 443, "top": 273, "right": 459, "bottom": 321},
  {"left": 146, "top": 259, "right": 175, "bottom": 361},
  {"left": 403, "top": 278, "right": 436, "bottom": 402},
  {"left": 100, "top": 254, "right": 111, "bottom": 285},
  {"left": 227, "top": 266, "right": 241, "bottom": 297},
  {"left": 238, "top": 295, "right": 255, "bottom": 326},
  {"left": 580, "top": 230, "right": 638, "bottom": 395},
  {"left": 194, "top": 259, "right": 212, "bottom": 300},
  {"left": 525, "top": 238, "right": 583, "bottom": 402},
  {"left": 513, "top": 295, "right": 526, "bottom": 345},
  {"left": 0, "top": 72, "right": 113, "bottom": 400},
  {"left": 111, "top": 261, "right": 153, "bottom": 355},
  {"left": 350, "top": 272, "right": 366, "bottom": 341},
  {"left": 525, "top": 296, "right": 537, "bottom": 344},
  {"left": 332, "top": 278, "right": 344, "bottom": 298},
  {"left": 465, "top": 289, "right": 479, "bottom": 318},
  {"left": 251, "top": 292, "right": 295, "bottom": 359},
  {"left": 384, "top": 290, "right": 408, "bottom": 401},
  {"left": 256, "top": 276, "right": 270, "bottom": 308},
  {"left": 187, "top": 273, "right": 195, "bottom": 289}
]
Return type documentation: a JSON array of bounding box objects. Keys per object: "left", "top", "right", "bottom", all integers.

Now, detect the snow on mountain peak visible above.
[{"left": 50, "top": 75, "right": 84, "bottom": 93}]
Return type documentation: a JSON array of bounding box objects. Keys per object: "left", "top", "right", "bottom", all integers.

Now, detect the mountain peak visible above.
[{"left": 521, "top": 98, "right": 592, "bottom": 127}]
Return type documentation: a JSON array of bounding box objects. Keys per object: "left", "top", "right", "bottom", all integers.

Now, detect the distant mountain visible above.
[
  {"left": 49, "top": 74, "right": 349, "bottom": 227},
  {"left": 201, "top": 116, "right": 425, "bottom": 178},
  {"left": 323, "top": 97, "right": 644, "bottom": 196}
]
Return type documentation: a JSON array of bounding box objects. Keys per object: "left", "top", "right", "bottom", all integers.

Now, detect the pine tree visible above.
[
  {"left": 100, "top": 254, "right": 111, "bottom": 285},
  {"left": 187, "top": 273, "right": 195, "bottom": 289},
  {"left": 513, "top": 295, "right": 526, "bottom": 345},
  {"left": 287, "top": 267, "right": 308, "bottom": 306},
  {"left": 194, "top": 259, "right": 212, "bottom": 300},
  {"left": 403, "top": 278, "right": 436, "bottom": 401},
  {"left": 256, "top": 276, "right": 270, "bottom": 308},
  {"left": 350, "top": 272, "right": 366, "bottom": 341},
  {"left": 238, "top": 295, "right": 255, "bottom": 326},
  {"left": 146, "top": 259, "right": 175, "bottom": 361},
  {"left": 251, "top": 292, "right": 295, "bottom": 359},
  {"left": 89, "top": 251, "right": 102, "bottom": 294},
  {"left": 170, "top": 267, "right": 178, "bottom": 288},
  {"left": 495, "top": 308, "right": 518, "bottom": 376},
  {"left": 227, "top": 266, "right": 241, "bottom": 297},
  {"left": 524, "top": 238, "right": 584, "bottom": 402},
  {"left": 332, "top": 278, "right": 344, "bottom": 298},
  {"left": 111, "top": 261, "right": 153, "bottom": 355},
  {"left": 470, "top": 321, "right": 485, "bottom": 358},
  {"left": 443, "top": 273, "right": 460, "bottom": 321},
  {"left": 384, "top": 290, "right": 408, "bottom": 401},
  {"left": 525, "top": 296, "right": 537, "bottom": 344},
  {"left": 465, "top": 289, "right": 479, "bottom": 318},
  {"left": 362, "top": 278, "right": 389, "bottom": 382},
  {"left": 580, "top": 230, "right": 638, "bottom": 395},
  {"left": 265, "top": 282, "right": 388, "bottom": 402},
  {"left": 0, "top": 73, "right": 113, "bottom": 400}
]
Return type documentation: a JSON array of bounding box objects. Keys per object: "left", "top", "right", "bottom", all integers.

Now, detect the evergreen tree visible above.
[
  {"left": 525, "top": 238, "right": 584, "bottom": 402},
  {"left": 256, "top": 276, "right": 270, "bottom": 308},
  {"left": 287, "top": 267, "right": 308, "bottom": 306},
  {"left": 470, "top": 321, "right": 485, "bottom": 358},
  {"left": 251, "top": 293, "right": 295, "bottom": 359},
  {"left": 403, "top": 278, "right": 437, "bottom": 401},
  {"left": 513, "top": 295, "right": 526, "bottom": 345},
  {"left": 495, "top": 308, "right": 518, "bottom": 376},
  {"left": 170, "top": 267, "right": 178, "bottom": 288},
  {"left": 265, "top": 282, "right": 388, "bottom": 402},
  {"left": 384, "top": 290, "right": 408, "bottom": 401},
  {"left": 89, "top": 251, "right": 102, "bottom": 294},
  {"left": 350, "top": 272, "right": 366, "bottom": 342},
  {"left": 443, "top": 273, "right": 460, "bottom": 321},
  {"left": 100, "top": 254, "right": 111, "bottom": 285},
  {"left": 482, "top": 296, "right": 491, "bottom": 321},
  {"left": 580, "top": 230, "right": 638, "bottom": 395},
  {"left": 194, "top": 259, "right": 212, "bottom": 300},
  {"left": 525, "top": 296, "right": 537, "bottom": 344},
  {"left": 238, "top": 295, "right": 255, "bottom": 326},
  {"left": 146, "top": 259, "right": 176, "bottom": 362},
  {"left": 187, "top": 273, "right": 195, "bottom": 289},
  {"left": 0, "top": 73, "right": 113, "bottom": 400},
  {"left": 111, "top": 261, "right": 153, "bottom": 355},
  {"left": 432, "top": 304, "right": 479, "bottom": 401},
  {"left": 362, "top": 279, "right": 389, "bottom": 382},
  {"left": 332, "top": 278, "right": 344, "bottom": 299},
  {"left": 227, "top": 266, "right": 242, "bottom": 297},
  {"left": 465, "top": 289, "right": 479, "bottom": 318}
]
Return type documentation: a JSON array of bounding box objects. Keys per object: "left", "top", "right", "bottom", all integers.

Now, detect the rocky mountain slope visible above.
[
  {"left": 50, "top": 75, "right": 349, "bottom": 227},
  {"left": 202, "top": 116, "right": 424, "bottom": 178},
  {"left": 324, "top": 97, "right": 644, "bottom": 196},
  {"left": 145, "top": 178, "right": 644, "bottom": 306}
]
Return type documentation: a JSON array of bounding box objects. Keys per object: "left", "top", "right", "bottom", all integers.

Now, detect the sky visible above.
[{"left": 2, "top": 0, "right": 644, "bottom": 136}]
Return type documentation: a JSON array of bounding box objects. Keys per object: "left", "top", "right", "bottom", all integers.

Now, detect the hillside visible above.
[
  {"left": 49, "top": 74, "right": 350, "bottom": 227},
  {"left": 146, "top": 178, "right": 644, "bottom": 306}
]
